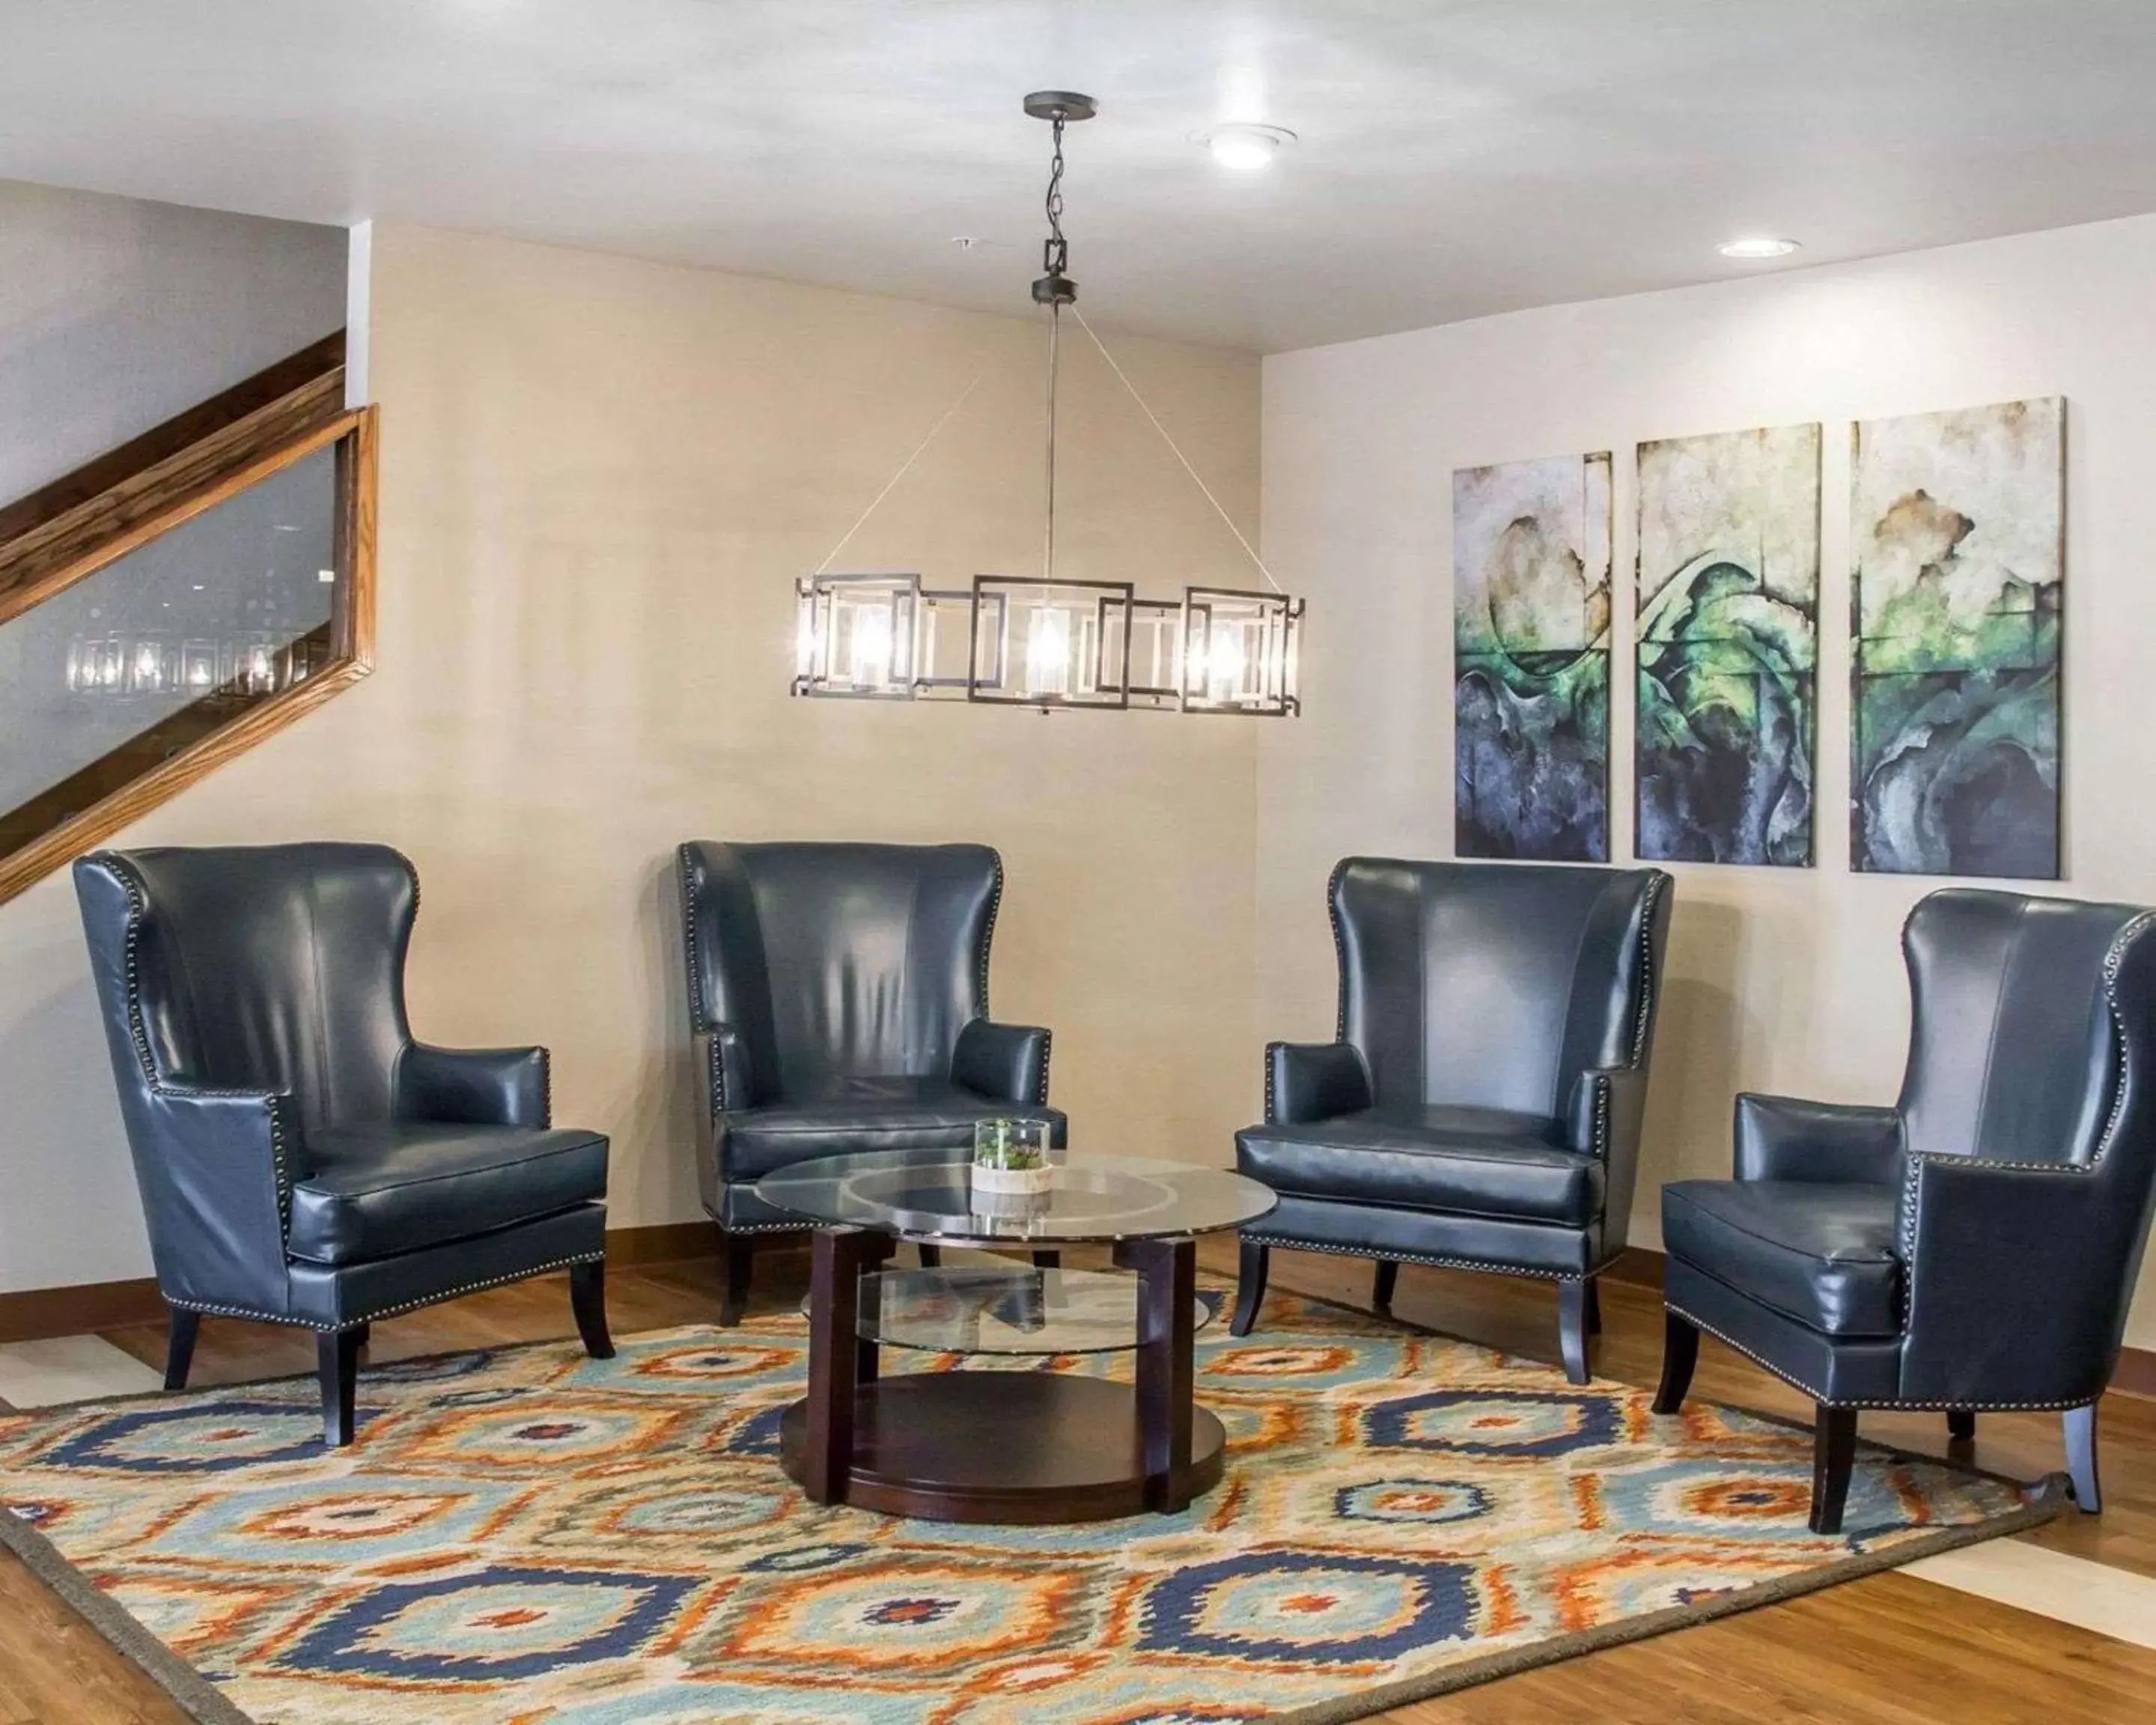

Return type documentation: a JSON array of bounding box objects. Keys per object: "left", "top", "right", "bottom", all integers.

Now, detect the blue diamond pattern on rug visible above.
[
  {"left": 1142, "top": 1551, "right": 1481, "bottom": 1665},
  {"left": 270, "top": 1563, "right": 707, "bottom": 1685},
  {"left": 1362, "top": 1387, "right": 1623, "bottom": 1457},
  {"left": 1332, "top": 1479, "right": 1495, "bottom": 1526},
  {"left": 29, "top": 1400, "right": 377, "bottom": 1473},
  {"left": 0, "top": 1289, "right": 2043, "bottom": 1724}
]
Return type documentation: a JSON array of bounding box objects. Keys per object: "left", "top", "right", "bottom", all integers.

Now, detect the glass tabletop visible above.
[
  {"left": 755, "top": 1149, "right": 1276, "bottom": 1244},
  {"left": 858, "top": 1265, "right": 1219, "bottom": 1356}
]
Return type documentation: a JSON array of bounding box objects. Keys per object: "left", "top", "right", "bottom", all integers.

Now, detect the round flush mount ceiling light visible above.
[
  {"left": 1199, "top": 122, "right": 1297, "bottom": 171},
  {"left": 1718, "top": 236, "right": 1800, "bottom": 260}
]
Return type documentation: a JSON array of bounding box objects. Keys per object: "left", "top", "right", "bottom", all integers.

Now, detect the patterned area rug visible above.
[{"left": 0, "top": 1287, "right": 2050, "bottom": 1725}]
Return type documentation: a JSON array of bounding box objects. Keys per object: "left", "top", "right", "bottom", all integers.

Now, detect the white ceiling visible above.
[{"left": 4, "top": 0, "right": 2155, "bottom": 352}]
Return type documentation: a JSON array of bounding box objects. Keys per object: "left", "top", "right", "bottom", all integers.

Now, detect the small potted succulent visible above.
[{"left": 971, "top": 1116, "right": 1054, "bottom": 1196}]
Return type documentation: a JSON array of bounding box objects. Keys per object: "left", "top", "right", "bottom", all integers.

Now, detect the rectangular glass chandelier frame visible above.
[
  {"left": 967, "top": 575, "right": 1136, "bottom": 711},
  {"left": 1179, "top": 586, "right": 1303, "bottom": 718},
  {"left": 792, "top": 573, "right": 1301, "bottom": 716}
]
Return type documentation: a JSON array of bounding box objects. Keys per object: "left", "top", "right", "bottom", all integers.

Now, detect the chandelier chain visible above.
[{"left": 1044, "top": 114, "right": 1068, "bottom": 278}]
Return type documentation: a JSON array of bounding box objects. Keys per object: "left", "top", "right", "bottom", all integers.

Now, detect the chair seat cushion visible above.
[
  {"left": 1234, "top": 1105, "right": 1601, "bottom": 1226},
  {"left": 287, "top": 1124, "right": 609, "bottom": 1267},
  {"left": 721, "top": 1078, "right": 1067, "bottom": 1181},
  {"left": 1662, "top": 1181, "right": 1902, "bottom": 1337}
]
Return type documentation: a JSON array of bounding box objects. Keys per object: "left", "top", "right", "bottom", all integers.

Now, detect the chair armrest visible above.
[
  {"left": 1267, "top": 1041, "right": 1371, "bottom": 1126},
  {"left": 1897, "top": 1152, "right": 2126, "bottom": 1405},
  {"left": 951, "top": 1019, "right": 1051, "bottom": 1107},
  {"left": 1735, "top": 1093, "right": 1903, "bottom": 1184},
  {"left": 1565, "top": 1066, "right": 1649, "bottom": 1160},
  {"left": 396, "top": 1043, "right": 549, "bottom": 1128},
  {"left": 135, "top": 1084, "right": 299, "bottom": 1315},
  {"left": 698, "top": 1023, "right": 759, "bottom": 1117}
]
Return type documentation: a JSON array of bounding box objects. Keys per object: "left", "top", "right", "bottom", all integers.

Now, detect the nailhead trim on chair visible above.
[
  {"left": 169, "top": 1250, "right": 609, "bottom": 1332},
  {"left": 1035, "top": 1026, "right": 1053, "bottom": 1106},
  {"left": 719, "top": 1221, "right": 811, "bottom": 1235},
  {"left": 1662, "top": 1300, "right": 2100, "bottom": 1413},
  {"left": 1327, "top": 857, "right": 1353, "bottom": 1042},
  {"left": 979, "top": 851, "right": 1004, "bottom": 1015},
  {"left": 677, "top": 842, "right": 710, "bottom": 1031},
  {"left": 1243, "top": 1232, "right": 1612, "bottom": 1285},
  {"left": 1627, "top": 871, "right": 1666, "bottom": 1066}
]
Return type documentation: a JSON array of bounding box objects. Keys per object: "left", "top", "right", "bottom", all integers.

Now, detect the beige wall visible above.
[
  {"left": 0, "top": 224, "right": 1261, "bottom": 1291},
  {"left": 1259, "top": 213, "right": 2156, "bottom": 1351}
]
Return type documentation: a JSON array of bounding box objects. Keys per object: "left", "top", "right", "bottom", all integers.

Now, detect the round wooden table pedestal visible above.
[{"left": 779, "top": 1373, "right": 1227, "bottom": 1523}]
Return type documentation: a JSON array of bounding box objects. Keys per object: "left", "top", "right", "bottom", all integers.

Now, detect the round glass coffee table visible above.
[{"left": 756, "top": 1149, "right": 1276, "bottom": 1523}]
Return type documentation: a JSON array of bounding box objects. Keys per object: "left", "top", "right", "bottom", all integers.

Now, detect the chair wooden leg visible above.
[
  {"left": 317, "top": 1329, "right": 362, "bottom": 1449},
  {"left": 2064, "top": 1405, "right": 2101, "bottom": 1513},
  {"left": 1372, "top": 1259, "right": 1398, "bottom": 1311},
  {"left": 1809, "top": 1405, "right": 1858, "bottom": 1535},
  {"left": 1584, "top": 1276, "right": 1603, "bottom": 1335},
  {"left": 916, "top": 1244, "right": 943, "bottom": 1269},
  {"left": 719, "top": 1233, "right": 755, "bottom": 1327},
  {"left": 1651, "top": 1308, "right": 1699, "bottom": 1414},
  {"left": 1229, "top": 1238, "right": 1269, "bottom": 1336},
  {"left": 1947, "top": 1410, "right": 1976, "bottom": 1444},
  {"left": 570, "top": 1259, "right": 615, "bottom": 1359},
  {"left": 1556, "top": 1279, "right": 1592, "bottom": 1385},
  {"left": 162, "top": 1307, "right": 199, "bottom": 1391}
]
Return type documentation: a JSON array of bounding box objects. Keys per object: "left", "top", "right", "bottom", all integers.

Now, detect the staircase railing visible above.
[{"left": 0, "top": 332, "right": 377, "bottom": 904}]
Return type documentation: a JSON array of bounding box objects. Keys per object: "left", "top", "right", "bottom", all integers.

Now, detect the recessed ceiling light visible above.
[
  {"left": 1199, "top": 123, "right": 1297, "bottom": 171},
  {"left": 1718, "top": 237, "right": 1800, "bottom": 260}
]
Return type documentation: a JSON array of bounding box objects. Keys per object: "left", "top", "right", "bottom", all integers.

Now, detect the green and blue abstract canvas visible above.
[
  {"left": 1454, "top": 452, "right": 1612, "bottom": 861},
  {"left": 1636, "top": 425, "right": 1821, "bottom": 867},
  {"left": 1851, "top": 399, "right": 2063, "bottom": 878}
]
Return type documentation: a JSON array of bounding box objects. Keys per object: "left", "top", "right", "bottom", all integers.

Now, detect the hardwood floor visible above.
[{"left": 0, "top": 1241, "right": 2150, "bottom": 1723}]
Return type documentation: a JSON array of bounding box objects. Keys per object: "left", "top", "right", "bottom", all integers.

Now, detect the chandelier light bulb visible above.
[
  {"left": 1026, "top": 607, "right": 1071, "bottom": 695},
  {"left": 849, "top": 606, "right": 892, "bottom": 690}
]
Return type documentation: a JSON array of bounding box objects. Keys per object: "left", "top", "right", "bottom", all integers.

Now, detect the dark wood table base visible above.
[
  {"left": 788, "top": 1226, "right": 1223, "bottom": 1523},
  {"left": 778, "top": 1375, "right": 1228, "bottom": 1522}
]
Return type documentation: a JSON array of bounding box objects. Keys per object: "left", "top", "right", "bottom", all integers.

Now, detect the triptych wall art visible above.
[
  {"left": 1452, "top": 396, "right": 2063, "bottom": 880},
  {"left": 1454, "top": 454, "right": 1613, "bottom": 862},
  {"left": 1850, "top": 399, "right": 2063, "bottom": 878},
  {"left": 1636, "top": 425, "right": 1821, "bottom": 867}
]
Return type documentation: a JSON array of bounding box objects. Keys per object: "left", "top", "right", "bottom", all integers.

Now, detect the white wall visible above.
[
  {"left": 0, "top": 180, "right": 347, "bottom": 503},
  {"left": 1259, "top": 212, "right": 2156, "bottom": 1350},
  {"left": 0, "top": 225, "right": 1261, "bottom": 1293}
]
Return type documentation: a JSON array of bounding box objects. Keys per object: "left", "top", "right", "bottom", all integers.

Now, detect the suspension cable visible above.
[
  {"left": 811, "top": 367, "right": 988, "bottom": 575},
  {"left": 1070, "top": 304, "right": 1285, "bottom": 594}
]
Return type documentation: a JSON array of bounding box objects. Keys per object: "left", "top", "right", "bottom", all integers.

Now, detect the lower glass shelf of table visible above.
[{"left": 856, "top": 1265, "right": 1218, "bottom": 1355}]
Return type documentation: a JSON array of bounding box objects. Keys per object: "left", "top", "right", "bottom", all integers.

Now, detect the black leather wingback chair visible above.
[
  {"left": 677, "top": 841, "right": 1065, "bottom": 1323},
  {"left": 75, "top": 844, "right": 613, "bottom": 1447},
  {"left": 1234, "top": 858, "right": 1672, "bottom": 1383},
  {"left": 1655, "top": 889, "right": 2156, "bottom": 1533}
]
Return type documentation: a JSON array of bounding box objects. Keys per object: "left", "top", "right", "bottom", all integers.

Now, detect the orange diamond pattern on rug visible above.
[{"left": 0, "top": 1292, "right": 2038, "bottom": 1724}]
